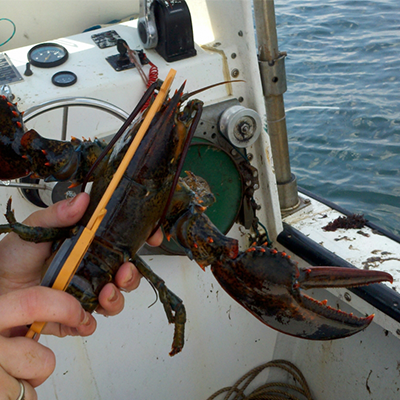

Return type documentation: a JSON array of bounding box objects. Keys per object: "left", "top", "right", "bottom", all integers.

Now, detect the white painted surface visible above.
[{"left": 1, "top": 1, "right": 139, "bottom": 51}]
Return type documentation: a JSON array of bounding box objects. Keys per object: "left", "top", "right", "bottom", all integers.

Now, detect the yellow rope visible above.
[{"left": 206, "top": 360, "right": 314, "bottom": 400}]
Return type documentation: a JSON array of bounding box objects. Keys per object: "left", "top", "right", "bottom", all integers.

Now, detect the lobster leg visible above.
[
  {"left": 132, "top": 255, "right": 186, "bottom": 356},
  {"left": 0, "top": 198, "right": 72, "bottom": 242}
]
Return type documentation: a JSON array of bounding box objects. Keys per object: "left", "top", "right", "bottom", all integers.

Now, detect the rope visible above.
[
  {"left": 0, "top": 18, "right": 16, "bottom": 46},
  {"left": 206, "top": 360, "right": 314, "bottom": 400}
]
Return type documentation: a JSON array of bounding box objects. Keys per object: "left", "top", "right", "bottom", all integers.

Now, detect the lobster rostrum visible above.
[{"left": 0, "top": 84, "right": 393, "bottom": 356}]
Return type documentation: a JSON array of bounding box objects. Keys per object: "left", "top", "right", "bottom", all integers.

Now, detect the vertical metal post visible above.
[
  {"left": 254, "top": 0, "right": 299, "bottom": 213},
  {"left": 61, "top": 106, "right": 69, "bottom": 140}
]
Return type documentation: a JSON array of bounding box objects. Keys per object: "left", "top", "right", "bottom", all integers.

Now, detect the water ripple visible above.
[{"left": 276, "top": 0, "right": 400, "bottom": 234}]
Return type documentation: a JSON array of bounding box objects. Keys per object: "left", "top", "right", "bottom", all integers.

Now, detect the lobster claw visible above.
[{"left": 211, "top": 246, "right": 393, "bottom": 340}]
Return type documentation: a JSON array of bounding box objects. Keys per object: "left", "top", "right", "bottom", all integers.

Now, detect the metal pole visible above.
[
  {"left": 61, "top": 106, "right": 69, "bottom": 140},
  {"left": 254, "top": 0, "right": 299, "bottom": 213}
]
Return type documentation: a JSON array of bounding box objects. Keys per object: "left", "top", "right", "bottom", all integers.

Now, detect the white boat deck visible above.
[{"left": 284, "top": 194, "right": 400, "bottom": 293}]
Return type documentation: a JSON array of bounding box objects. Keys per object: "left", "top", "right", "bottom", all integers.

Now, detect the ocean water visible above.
[{"left": 274, "top": 0, "right": 400, "bottom": 235}]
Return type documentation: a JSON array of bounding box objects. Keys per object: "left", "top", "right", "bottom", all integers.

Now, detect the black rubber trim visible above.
[
  {"left": 298, "top": 186, "right": 400, "bottom": 244},
  {"left": 277, "top": 222, "right": 400, "bottom": 323}
]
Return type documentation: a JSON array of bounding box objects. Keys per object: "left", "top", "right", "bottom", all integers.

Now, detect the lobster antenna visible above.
[
  {"left": 180, "top": 80, "right": 245, "bottom": 102},
  {"left": 80, "top": 80, "right": 161, "bottom": 192}
]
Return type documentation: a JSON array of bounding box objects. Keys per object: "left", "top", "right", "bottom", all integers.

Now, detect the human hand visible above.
[
  {"left": 0, "top": 192, "right": 163, "bottom": 318},
  {"left": 0, "top": 192, "right": 163, "bottom": 397},
  {"left": 0, "top": 286, "right": 97, "bottom": 397}
]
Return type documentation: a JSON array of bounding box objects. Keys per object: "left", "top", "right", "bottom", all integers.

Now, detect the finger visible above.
[
  {"left": 0, "top": 336, "right": 55, "bottom": 387},
  {"left": 24, "top": 192, "right": 90, "bottom": 228},
  {"left": 0, "top": 287, "right": 92, "bottom": 333},
  {"left": 97, "top": 262, "right": 142, "bottom": 316},
  {"left": 96, "top": 283, "right": 125, "bottom": 316},
  {"left": 0, "top": 372, "right": 37, "bottom": 400},
  {"left": 146, "top": 227, "right": 163, "bottom": 247},
  {"left": 42, "top": 314, "right": 96, "bottom": 338},
  {"left": 114, "top": 262, "right": 142, "bottom": 292}
]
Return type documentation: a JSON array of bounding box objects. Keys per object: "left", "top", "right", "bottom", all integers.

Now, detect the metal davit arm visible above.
[{"left": 254, "top": 0, "right": 299, "bottom": 213}]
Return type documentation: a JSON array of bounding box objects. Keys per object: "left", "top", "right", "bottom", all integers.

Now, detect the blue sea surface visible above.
[{"left": 274, "top": 0, "right": 400, "bottom": 235}]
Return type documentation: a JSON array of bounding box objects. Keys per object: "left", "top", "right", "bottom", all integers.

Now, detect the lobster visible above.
[{"left": 0, "top": 81, "right": 393, "bottom": 356}]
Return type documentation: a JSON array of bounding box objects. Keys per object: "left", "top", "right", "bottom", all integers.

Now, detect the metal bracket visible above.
[{"left": 259, "top": 52, "right": 287, "bottom": 96}]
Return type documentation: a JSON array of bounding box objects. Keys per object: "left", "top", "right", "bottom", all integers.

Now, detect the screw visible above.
[
  {"left": 238, "top": 96, "right": 244, "bottom": 103},
  {"left": 344, "top": 292, "right": 351, "bottom": 302},
  {"left": 231, "top": 53, "right": 237, "bottom": 59},
  {"left": 231, "top": 68, "right": 240, "bottom": 78},
  {"left": 238, "top": 31, "right": 243, "bottom": 37},
  {"left": 397, "top": 329, "right": 400, "bottom": 336}
]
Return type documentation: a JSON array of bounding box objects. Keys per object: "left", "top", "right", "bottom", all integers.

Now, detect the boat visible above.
[{"left": 1, "top": 1, "right": 399, "bottom": 398}]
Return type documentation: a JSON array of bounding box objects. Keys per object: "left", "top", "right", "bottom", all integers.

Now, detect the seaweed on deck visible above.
[{"left": 322, "top": 214, "right": 367, "bottom": 232}]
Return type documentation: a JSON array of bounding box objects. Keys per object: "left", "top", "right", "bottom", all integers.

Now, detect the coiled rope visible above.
[{"left": 206, "top": 360, "right": 314, "bottom": 400}]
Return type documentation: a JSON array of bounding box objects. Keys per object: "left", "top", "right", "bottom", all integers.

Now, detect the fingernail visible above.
[
  {"left": 121, "top": 265, "right": 135, "bottom": 290},
  {"left": 107, "top": 286, "right": 118, "bottom": 302},
  {"left": 80, "top": 309, "right": 91, "bottom": 326},
  {"left": 67, "top": 193, "right": 78, "bottom": 206}
]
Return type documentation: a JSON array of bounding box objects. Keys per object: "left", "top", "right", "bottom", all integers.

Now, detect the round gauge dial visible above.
[
  {"left": 52, "top": 71, "right": 77, "bottom": 87},
  {"left": 27, "top": 43, "right": 69, "bottom": 68}
]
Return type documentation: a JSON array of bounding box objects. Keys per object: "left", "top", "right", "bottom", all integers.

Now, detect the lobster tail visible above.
[
  {"left": 21, "top": 130, "right": 107, "bottom": 183},
  {"left": 0, "top": 95, "right": 31, "bottom": 179},
  {"left": 0, "top": 96, "right": 107, "bottom": 183},
  {"left": 20, "top": 129, "right": 79, "bottom": 181}
]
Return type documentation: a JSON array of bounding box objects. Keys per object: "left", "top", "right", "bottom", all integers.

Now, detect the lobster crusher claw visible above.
[{"left": 210, "top": 246, "right": 393, "bottom": 340}]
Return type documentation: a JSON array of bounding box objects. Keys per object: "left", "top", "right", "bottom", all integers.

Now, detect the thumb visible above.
[{"left": 24, "top": 192, "right": 90, "bottom": 229}]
